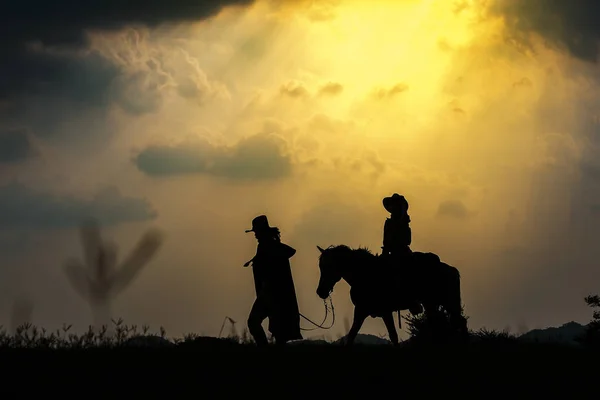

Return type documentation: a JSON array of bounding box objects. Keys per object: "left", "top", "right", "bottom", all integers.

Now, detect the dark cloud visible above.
[
  {"left": 0, "top": 49, "right": 120, "bottom": 145},
  {"left": 1, "top": 0, "right": 253, "bottom": 97},
  {"left": 0, "top": 183, "right": 157, "bottom": 229},
  {"left": 436, "top": 200, "right": 469, "bottom": 220},
  {"left": 491, "top": 0, "right": 600, "bottom": 62},
  {"left": 0, "top": 129, "right": 36, "bottom": 163},
  {"left": 0, "top": 0, "right": 254, "bottom": 141},
  {"left": 134, "top": 133, "right": 292, "bottom": 180},
  {"left": 2, "top": 1, "right": 254, "bottom": 49}
]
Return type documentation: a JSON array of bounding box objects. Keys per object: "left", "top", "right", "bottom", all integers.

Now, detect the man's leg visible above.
[{"left": 247, "top": 296, "right": 269, "bottom": 347}]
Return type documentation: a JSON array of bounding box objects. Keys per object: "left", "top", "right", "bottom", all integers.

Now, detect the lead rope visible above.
[{"left": 299, "top": 296, "right": 335, "bottom": 331}]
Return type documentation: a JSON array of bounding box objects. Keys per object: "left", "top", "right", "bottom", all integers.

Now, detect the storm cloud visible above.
[
  {"left": 1, "top": 0, "right": 253, "bottom": 96},
  {"left": 491, "top": 0, "right": 600, "bottom": 62},
  {"left": 0, "top": 129, "right": 36, "bottom": 164},
  {"left": 0, "top": 0, "right": 254, "bottom": 146},
  {"left": 134, "top": 133, "right": 293, "bottom": 180}
]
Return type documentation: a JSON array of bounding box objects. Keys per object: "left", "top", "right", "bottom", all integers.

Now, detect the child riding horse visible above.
[{"left": 381, "top": 193, "right": 423, "bottom": 315}]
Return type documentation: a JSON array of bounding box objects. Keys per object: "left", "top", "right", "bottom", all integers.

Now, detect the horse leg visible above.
[
  {"left": 382, "top": 312, "right": 399, "bottom": 346},
  {"left": 345, "top": 306, "right": 368, "bottom": 346}
]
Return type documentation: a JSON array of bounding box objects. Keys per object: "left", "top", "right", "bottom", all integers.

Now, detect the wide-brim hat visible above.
[
  {"left": 245, "top": 215, "right": 272, "bottom": 233},
  {"left": 383, "top": 193, "right": 408, "bottom": 213}
]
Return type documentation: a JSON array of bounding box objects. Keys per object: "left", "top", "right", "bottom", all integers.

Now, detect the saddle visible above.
[
  {"left": 380, "top": 251, "right": 441, "bottom": 303},
  {"left": 412, "top": 251, "right": 441, "bottom": 265},
  {"left": 380, "top": 251, "right": 440, "bottom": 275}
]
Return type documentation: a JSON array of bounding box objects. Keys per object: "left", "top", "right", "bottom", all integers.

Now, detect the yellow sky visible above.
[{"left": 2, "top": 0, "right": 600, "bottom": 339}]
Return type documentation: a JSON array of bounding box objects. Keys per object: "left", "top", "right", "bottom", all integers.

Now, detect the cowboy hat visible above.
[
  {"left": 245, "top": 215, "right": 272, "bottom": 233},
  {"left": 382, "top": 193, "right": 408, "bottom": 214}
]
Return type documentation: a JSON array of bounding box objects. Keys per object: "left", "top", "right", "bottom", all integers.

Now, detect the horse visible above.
[{"left": 315, "top": 244, "right": 468, "bottom": 346}]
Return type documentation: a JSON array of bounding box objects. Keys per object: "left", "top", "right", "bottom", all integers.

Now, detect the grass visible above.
[
  {"left": 0, "top": 319, "right": 598, "bottom": 396},
  {"left": 0, "top": 319, "right": 524, "bottom": 350},
  {"left": 0, "top": 317, "right": 595, "bottom": 354}
]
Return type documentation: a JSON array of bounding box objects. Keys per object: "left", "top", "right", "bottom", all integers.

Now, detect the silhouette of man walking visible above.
[{"left": 244, "top": 215, "right": 303, "bottom": 346}]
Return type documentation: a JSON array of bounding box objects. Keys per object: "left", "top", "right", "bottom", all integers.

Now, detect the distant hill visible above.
[{"left": 518, "top": 321, "right": 588, "bottom": 345}]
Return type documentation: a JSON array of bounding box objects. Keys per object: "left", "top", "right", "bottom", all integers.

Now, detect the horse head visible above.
[{"left": 316, "top": 245, "right": 344, "bottom": 299}]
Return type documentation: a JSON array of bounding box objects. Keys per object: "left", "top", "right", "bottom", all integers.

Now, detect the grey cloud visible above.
[
  {"left": 1, "top": 50, "right": 120, "bottom": 145},
  {"left": 490, "top": 0, "right": 600, "bottom": 62},
  {"left": 0, "top": 129, "right": 35, "bottom": 163},
  {"left": 0, "top": 183, "right": 157, "bottom": 229},
  {"left": 134, "top": 133, "right": 292, "bottom": 180},
  {"left": 111, "top": 70, "right": 166, "bottom": 115},
  {"left": 2, "top": 1, "right": 254, "bottom": 51},
  {"left": 0, "top": 0, "right": 254, "bottom": 142}
]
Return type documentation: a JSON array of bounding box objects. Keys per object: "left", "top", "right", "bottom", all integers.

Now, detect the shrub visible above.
[
  {"left": 402, "top": 305, "right": 469, "bottom": 344},
  {"left": 578, "top": 295, "right": 600, "bottom": 346}
]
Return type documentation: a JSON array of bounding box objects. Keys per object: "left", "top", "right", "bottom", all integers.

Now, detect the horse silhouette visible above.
[{"left": 316, "top": 245, "right": 468, "bottom": 345}]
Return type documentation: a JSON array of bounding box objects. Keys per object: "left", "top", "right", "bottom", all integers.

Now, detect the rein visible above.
[{"left": 299, "top": 295, "right": 335, "bottom": 331}]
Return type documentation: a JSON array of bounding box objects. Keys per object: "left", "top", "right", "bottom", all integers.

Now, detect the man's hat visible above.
[
  {"left": 383, "top": 193, "right": 408, "bottom": 213},
  {"left": 245, "top": 215, "right": 272, "bottom": 233}
]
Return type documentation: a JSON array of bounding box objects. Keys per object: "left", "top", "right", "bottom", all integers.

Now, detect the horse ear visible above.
[{"left": 317, "top": 246, "right": 325, "bottom": 253}]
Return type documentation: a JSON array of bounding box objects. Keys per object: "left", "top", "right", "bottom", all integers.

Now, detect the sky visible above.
[{"left": 2, "top": 0, "right": 600, "bottom": 340}]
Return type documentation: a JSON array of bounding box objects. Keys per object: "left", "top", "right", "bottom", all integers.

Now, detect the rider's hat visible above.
[
  {"left": 383, "top": 193, "right": 408, "bottom": 214},
  {"left": 245, "top": 215, "right": 272, "bottom": 233}
]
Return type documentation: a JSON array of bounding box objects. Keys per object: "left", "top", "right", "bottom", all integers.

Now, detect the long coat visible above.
[{"left": 250, "top": 239, "right": 302, "bottom": 342}]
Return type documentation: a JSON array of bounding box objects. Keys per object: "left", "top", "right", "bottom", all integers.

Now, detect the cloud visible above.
[
  {"left": 0, "top": 183, "right": 157, "bottom": 229},
  {"left": 1, "top": 0, "right": 252, "bottom": 99},
  {"left": 305, "top": 1, "right": 338, "bottom": 22},
  {"left": 435, "top": 200, "right": 470, "bottom": 220},
  {"left": 491, "top": 0, "right": 600, "bottom": 62},
  {"left": 0, "top": 129, "right": 36, "bottom": 163},
  {"left": 372, "top": 83, "right": 409, "bottom": 100},
  {"left": 134, "top": 133, "right": 292, "bottom": 180},
  {"left": 0, "top": 48, "right": 120, "bottom": 144},
  {"left": 318, "top": 82, "right": 344, "bottom": 96},
  {"left": 1, "top": 1, "right": 254, "bottom": 49},
  {"left": 279, "top": 81, "right": 310, "bottom": 98},
  {"left": 0, "top": 1, "right": 251, "bottom": 145}
]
